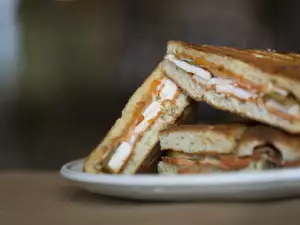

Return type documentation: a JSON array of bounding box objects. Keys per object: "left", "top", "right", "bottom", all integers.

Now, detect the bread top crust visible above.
[
  {"left": 168, "top": 40, "right": 300, "bottom": 82},
  {"left": 160, "top": 123, "right": 245, "bottom": 137},
  {"left": 159, "top": 124, "right": 247, "bottom": 154}
]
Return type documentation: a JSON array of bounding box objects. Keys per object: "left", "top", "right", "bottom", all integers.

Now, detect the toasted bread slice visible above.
[
  {"left": 159, "top": 124, "right": 246, "bottom": 154},
  {"left": 162, "top": 40, "right": 300, "bottom": 133},
  {"left": 158, "top": 124, "right": 300, "bottom": 174},
  {"left": 167, "top": 40, "right": 300, "bottom": 97},
  {"left": 83, "top": 64, "right": 194, "bottom": 174}
]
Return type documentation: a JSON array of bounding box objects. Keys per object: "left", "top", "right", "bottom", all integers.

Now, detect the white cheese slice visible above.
[
  {"left": 215, "top": 84, "right": 255, "bottom": 100},
  {"left": 165, "top": 54, "right": 212, "bottom": 80},
  {"left": 160, "top": 79, "right": 178, "bottom": 100},
  {"left": 288, "top": 104, "right": 299, "bottom": 115},
  {"left": 208, "top": 77, "right": 234, "bottom": 85},
  {"left": 107, "top": 142, "right": 132, "bottom": 172}
]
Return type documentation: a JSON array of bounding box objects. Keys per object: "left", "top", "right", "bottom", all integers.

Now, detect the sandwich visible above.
[
  {"left": 162, "top": 41, "right": 300, "bottom": 134},
  {"left": 157, "top": 124, "right": 300, "bottom": 174},
  {"left": 83, "top": 63, "right": 197, "bottom": 174}
]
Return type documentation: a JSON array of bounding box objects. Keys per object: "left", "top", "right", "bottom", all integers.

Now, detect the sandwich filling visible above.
[
  {"left": 162, "top": 145, "right": 282, "bottom": 174},
  {"left": 104, "top": 78, "right": 180, "bottom": 173},
  {"left": 165, "top": 54, "right": 300, "bottom": 121}
]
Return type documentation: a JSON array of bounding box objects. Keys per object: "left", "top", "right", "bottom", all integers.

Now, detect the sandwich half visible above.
[
  {"left": 158, "top": 124, "right": 300, "bottom": 174},
  {"left": 83, "top": 63, "right": 196, "bottom": 174},
  {"left": 162, "top": 40, "right": 300, "bottom": 134}
]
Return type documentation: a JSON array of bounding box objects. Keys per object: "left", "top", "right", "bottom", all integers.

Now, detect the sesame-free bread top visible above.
[{"left": 159, "top": 124, "right": 246, "bottom": 154}]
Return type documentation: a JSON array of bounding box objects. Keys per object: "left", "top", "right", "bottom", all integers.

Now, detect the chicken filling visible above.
[
  {"left": 165, "top": 54, "right": 300, "bottom": 120},
  {"left": 103, "top": 78, "right": 180, "bottom": 173}
]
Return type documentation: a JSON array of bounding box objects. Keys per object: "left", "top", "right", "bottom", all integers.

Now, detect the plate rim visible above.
[{"left": 60, "top": 158, "right": 300, "bottom": 186}]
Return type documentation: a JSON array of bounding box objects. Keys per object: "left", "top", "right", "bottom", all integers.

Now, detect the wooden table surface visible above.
[{"left": 1, "top": 171, "right": 300, "bottom": 225}]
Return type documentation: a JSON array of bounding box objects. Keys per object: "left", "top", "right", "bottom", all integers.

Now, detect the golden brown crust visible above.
[
  {"left": 160, "top": 123, "right": 245, "bottom": 136},
  {"left": 168, "top": 40, "right": 300, "bottom": 82},
  {"left": 159, "top": 124, "right": 248, "bottom": 155}
]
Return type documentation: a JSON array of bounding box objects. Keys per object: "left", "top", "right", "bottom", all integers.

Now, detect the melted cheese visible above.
[
  {"left": 107, "top": 142, "right": 132, "bottom": 172},
  {"left": 208, "top": 78, "right": 234, "bottom": 85},
  {"left": 165, "top": 54, "right": 212, "bottom": 80},
  {"left": 215, "top": 84, "right": 255, "bottom": 100},
  {"left": 160, "top": 79, "right": 178, "bottom": 99}
]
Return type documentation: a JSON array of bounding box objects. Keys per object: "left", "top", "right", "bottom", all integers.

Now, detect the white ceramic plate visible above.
[{"left": 60, "top": 159, "right": 300, "bottom": 201}]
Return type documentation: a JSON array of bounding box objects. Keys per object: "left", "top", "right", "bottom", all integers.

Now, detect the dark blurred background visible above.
[{"left": 1, "top": 0, "right": 300, "bottom": 169}]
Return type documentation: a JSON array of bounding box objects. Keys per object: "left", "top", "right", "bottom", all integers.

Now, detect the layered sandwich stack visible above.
[
  {"left": 83, "top": 40, "right": 300, "bottom": 175},
  {"left": 158, "top": 124, "right": 300, "bottom": 174},
  {"left": 157, "top": 41, "right": 300, "bottom": 174}
]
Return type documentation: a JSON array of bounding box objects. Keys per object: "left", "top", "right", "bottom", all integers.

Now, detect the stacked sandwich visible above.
[
  {"left": 83, "top": 40, "right": 300, "bottom": 175},
  {"left": 158, "top": 124, "right": 300, "bottom": 174}
]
